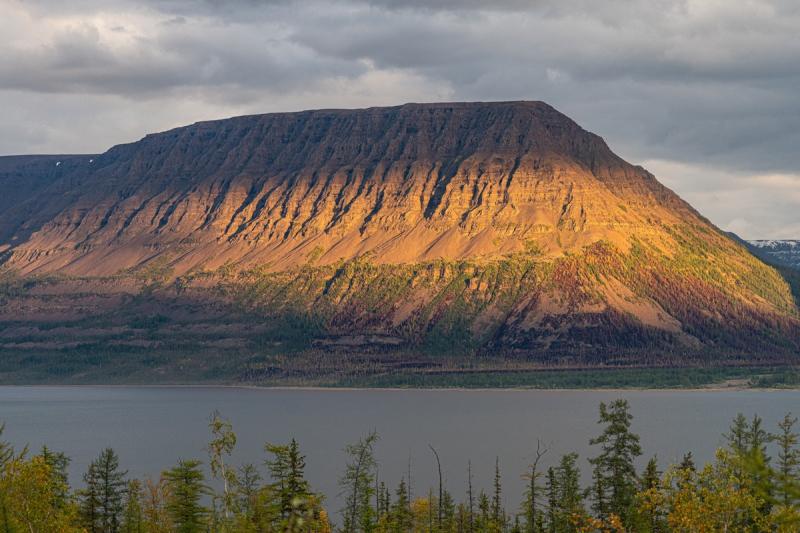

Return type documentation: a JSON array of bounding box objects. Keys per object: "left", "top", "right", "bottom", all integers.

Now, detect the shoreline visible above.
[{"left": 0, "top": 382, "right": 798, "bottom": 393}]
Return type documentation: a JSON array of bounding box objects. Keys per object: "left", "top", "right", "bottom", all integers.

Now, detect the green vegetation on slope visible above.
[
  {"left": 333, "top": 366, "right": 800, "bottom": 389},
  {"left": 0, "top": 223, "right": 798, "bottom": 385}
]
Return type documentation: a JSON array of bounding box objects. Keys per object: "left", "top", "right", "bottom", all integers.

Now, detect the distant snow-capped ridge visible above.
[
  {"left": 748, "top": 240, "right": 800, "bottom": 270},
  {"left": 749, "top": 240, "right": 800, "bottom": 250}
]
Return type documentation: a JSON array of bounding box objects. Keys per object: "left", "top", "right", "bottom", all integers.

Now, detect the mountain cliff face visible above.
[
  {"left": 1, "top": 102, "right": 798, "bottom": 377},
  {"left": 1, "top": 102, "right": 698, "bottom": 275}
]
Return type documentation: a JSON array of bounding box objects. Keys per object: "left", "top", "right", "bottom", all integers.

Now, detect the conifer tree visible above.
[
  {"left": 376, "top": 480, "right": 388, "bottom": 519},
  {"left": 476, "top": 491, "right": 491, "bottom": 532},
  {"left": 163, "top": 459, "right": 209, "bottom": 533},
  {"left": 40, "top": 446, "right": 70, "bottom": 509},
  {"left": 121, "top": 479, "right": 144, "bottom": 533},
  {"left": 774, "top": 413, "right": 800, "bottom": 508},
  {"left": 545, "top": 467, "right": 558, "bottom": 533},
  {"left": 80, "top": 448, "right": 127, "bottom": 533},
  {"left": 390, "top": 477, "right": 412, "bottom": 532},
  {"left": 97, "top": 448, "right": 127, "bottom": 533},
  {"left": 442, "top": 488, "right": 455, "bottom": 532},
  {"left": 588, "top": 399, "right": 642, "bottom": 526},
  {"left": 466, "top": 460, "right": 475, "bottom": 533},
  {"left": 640, "top": 456, "right": 660, "bottom": 492},
  {"left": 555, "top": 452, "right": 584, "bottom": 530},
  {"left": 634, "top": 456, "right": 665, "bottom": 533},
  {"left": 0, "top": 424, "right": 12, "bottom": 468},
  {"left": 265, "top": 438, "right": 316, "bottom": 527},
  {"left": 678, "top": 452, "right": 695, "bottom": 473},
  {"left": 725, "top": 413, "right": 750, "bottom": 456},
  {"left": 80, "top": 459, "right": 102, "bottom": 532},
  {"left": 589, "top": 462, "right": 605, "bottom": 520},
  {"left": 492, "top": 457, "right": 505, "bottom": 528},
  {"left": 748, "top": 414, "right": 771, "bottom": 460}
]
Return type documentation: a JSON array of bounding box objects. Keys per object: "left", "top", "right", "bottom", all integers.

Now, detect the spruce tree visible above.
[
  {"left": 555, "top": 452, "right": 583, "bottom": 530},
  {"left": 589, "top": 461, "right": 605, "bottom": 519},
  {"left": 40, "top": 446, "right": 70, "bottom": 509},
  {"left": 390, "top": 477, "right": 412, "bottom": 532},
  {"left": 476, "top": 491, "right": 491, "bottom": 532},
  {"left": 492, "top": 457, "right": 505, "bottom": 528},
  {"left": 79, "top": 448, "right": 127, "bottom": 533},
  {"left": 774, "top": 413, "right": 800, "bottom": 508},
  {"left": 80, "top": 459, "right": 102, "bottom": 532},
  {"left": 163, "top": 459, "right": 209, "bottom": 533},
  {"left": 725, "top": 413, "right": 749, "bottom": 456},
  {"left": 545, "top": 467, "right": 558, "bottom": 533},
  {"left": 638, "top": 456, "right": 666, "bottom": 533},
  {"left": 588, "top": 399, "right": 642, "bottom": 526},
  {"left": 744, "top": 415, "right": 773, "bottom": 516},
  {"left": 442, "top": 488, "right": 456, "bottom": 531},
  {"left": 466, "top": 460, "right": 475, "bottom": 533},
  {"left": 376, "top": 481, "right": 388, "bottom": 519},
  {"left": 640, "top": 456, "right": 660, "bottom": 492},
  {"left": 678, "top": 452, "right": 695, "bottom": 473},
  {"left": 97, "top": 448, "right": 127, "bottom": 533},
  {"left": 265, "top": 438, "right": 312, "bottom": 519}
]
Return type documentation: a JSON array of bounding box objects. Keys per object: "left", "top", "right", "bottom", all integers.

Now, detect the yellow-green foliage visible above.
[{"left": 216, "top": 227, "right": 799, "bottom": 355}]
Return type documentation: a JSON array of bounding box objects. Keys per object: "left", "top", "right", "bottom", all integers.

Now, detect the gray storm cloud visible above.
[{"left": 1, "top": 0, "right": 798, "bottom": 238}]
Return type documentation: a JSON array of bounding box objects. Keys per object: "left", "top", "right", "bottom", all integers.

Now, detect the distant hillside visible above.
[
  {"left": 748, "top": 240, "right": 800, "bottom": 270},
  {"left": 1, "top": 102, "right": 798, "bottom": 384}
]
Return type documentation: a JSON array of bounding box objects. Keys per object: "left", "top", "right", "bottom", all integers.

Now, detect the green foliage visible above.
[
  {"left": 1, "top": 403, "right": 800, "bottom": 531},
  {"left": 588, "top": 399, "right": 642, "bottom": 526},
  {"left": 264, "top": 438, "right": 315, "bottom": 527},
  {"left": 2, "top": 220, "right": 799, "bottom": 386},
  {"left": 341, "top": 431, "right": 379, "bottom": 532},
  {"left": 120, "top": 479, "right": 144, "bottom": 533},
  {"left": 130, "top": 258, "right": 175, "bottom": 294},
  {"left": 163, "top": 459, "right": 210, "bottom": 533},
  {"left": 336, "top": 366, "right": 800, "bottom": 389},
  {"left": 79, "top": 448, "right": 128, "bottom": 533},
  {"left": 40, "top": 445, "right": 71, "bottom": 511}
]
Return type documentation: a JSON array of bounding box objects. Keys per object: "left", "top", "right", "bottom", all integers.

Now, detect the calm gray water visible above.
[{"left": 1, "top": 386, "right": 797, "bottom": 518}]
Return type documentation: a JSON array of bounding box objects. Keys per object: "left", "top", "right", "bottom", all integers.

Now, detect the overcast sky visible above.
[{"left": 1, "top": 0, "right": 798, "bottom": 239}]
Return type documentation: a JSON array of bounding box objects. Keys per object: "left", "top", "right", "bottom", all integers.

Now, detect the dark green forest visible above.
[{"left": 1, "top": 400, "right": 799, "bottom": 532}]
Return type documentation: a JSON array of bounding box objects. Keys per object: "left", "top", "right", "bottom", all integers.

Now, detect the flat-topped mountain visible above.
[
  {"left": 0, "top": 102, "right": 797, "bottom": 383},
  {"left": 2, "top": 101, "right": 696, "bottom": 275}
]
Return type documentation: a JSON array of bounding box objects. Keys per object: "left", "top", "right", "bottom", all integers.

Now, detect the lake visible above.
[{"left": 1, "top": 386, "right": 797, "bottom": 519}]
